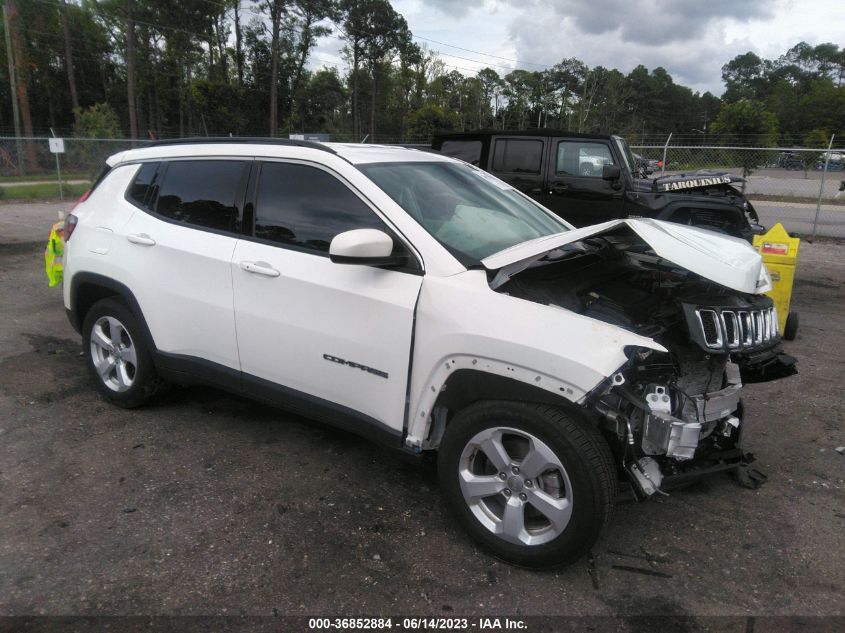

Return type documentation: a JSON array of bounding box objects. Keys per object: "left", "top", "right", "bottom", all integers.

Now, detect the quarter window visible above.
[
  {"left": 491, "top": 139, "right": 543, "bottom": 174},
  {"left": 127, "top": 162, "right": 159, "bottom": 208},
  {"left": 556, "top": 142, "right": 615, "bottom": 177},
  {"left": 440, "top": 140, "right": 483, "bottom": 166},
  {"left": 155, "top": 160, "right": 248, "bottom": 232},
  {"left": 254, "top": 162, "right": 387, "bottom": 253}
]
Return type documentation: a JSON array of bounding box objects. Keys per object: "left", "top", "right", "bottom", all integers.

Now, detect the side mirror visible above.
[
  {"left": 329, "top": 229, "right": 399, "bottom": 266},
  {"left": 602, "top": 164, "right": 621, "bottom": 181}
]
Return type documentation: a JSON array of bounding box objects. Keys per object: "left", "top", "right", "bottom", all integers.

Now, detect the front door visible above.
[
  {"left": 544, "top": 139, "right": 625, "bottom": 227},
  {"left": 231, "top": 160, "right": 423, "bottom": 436}
]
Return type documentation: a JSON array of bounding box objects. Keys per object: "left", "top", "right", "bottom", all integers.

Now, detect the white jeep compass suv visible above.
[{"left": 62, "top": 139, "right": 795, "bottom": 568}]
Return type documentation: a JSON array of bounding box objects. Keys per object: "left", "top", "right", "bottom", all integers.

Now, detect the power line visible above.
[
  {"left": 29, "top": 0, "right": 550, "bottom": 82},
  {"left": 325, "top": 30, "right": 517, "bottom": 73},
  {"left": 411, "top": 34, "right": 553, "bottom": 69}
]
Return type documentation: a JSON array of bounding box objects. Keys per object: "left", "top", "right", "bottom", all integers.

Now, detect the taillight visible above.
[
  {"left": 64, "top": 190, "right": 89, "bottom": 241},
  {"left": 64, "top": 214, "right": 78, "bottom": 241}
]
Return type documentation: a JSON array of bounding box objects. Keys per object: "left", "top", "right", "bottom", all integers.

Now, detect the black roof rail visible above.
[
  {"left": 432, "top": 129, "right": 615, "bottom": 140},
  {"left": 145, "top": 136, "right": 336, "bottom": 154}
]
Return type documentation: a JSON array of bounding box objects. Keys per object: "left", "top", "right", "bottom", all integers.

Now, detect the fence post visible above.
[
  {"left": 661, "top": 133, "right": 672, "bottom": 176},
  {"left": 50, "top": 128, "right": 63, "bottom": 200},
  {"left": 811, "top": 134, "right": 835, "bottom": 242}
]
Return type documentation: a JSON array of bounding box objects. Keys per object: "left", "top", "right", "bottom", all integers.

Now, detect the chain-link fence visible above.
[
  {"left": 1, "top": 136, "right": 152, "bottom": 179},
  {"left": 2, "top": 136, "right": 843, "bottom": 238},
  {"left": 632, "top": 145, "right": 844, "bottom": 238}
]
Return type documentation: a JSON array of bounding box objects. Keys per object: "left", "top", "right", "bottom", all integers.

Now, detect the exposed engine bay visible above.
[{"left": 495, "top": 229, "right": 797, "bottom": 498}]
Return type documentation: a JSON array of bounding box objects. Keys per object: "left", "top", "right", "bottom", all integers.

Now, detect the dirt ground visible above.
[{"left": 0, "top": 202, "right": 843, "bottom": 631}]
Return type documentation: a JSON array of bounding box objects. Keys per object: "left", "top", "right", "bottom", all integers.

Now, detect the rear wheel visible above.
[
  {"left": 437, "top": 401, "right": 616, "bottom": 568},
  {"left": 82, "top": 298, "right": 163, "bottom": 408}
]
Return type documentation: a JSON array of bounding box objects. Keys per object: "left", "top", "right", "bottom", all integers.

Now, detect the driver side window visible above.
[
  {"left": 254, "top": 162, "right": 388, "bottom": 253},
  {"left": 556, "top": 142, "right": 615, "bottom": 178}
]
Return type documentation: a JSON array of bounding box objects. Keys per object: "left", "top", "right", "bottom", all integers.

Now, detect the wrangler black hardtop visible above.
[{"left": 432, "top": 129, "right": 764, "bottom": 241}]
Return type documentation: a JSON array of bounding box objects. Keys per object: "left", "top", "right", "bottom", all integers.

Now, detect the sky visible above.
[{"left": 310, "top": 0, "right": 845, "bottom": 96}]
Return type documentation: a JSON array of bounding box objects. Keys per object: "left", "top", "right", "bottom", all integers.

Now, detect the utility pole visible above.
[
  {"left": 126, "top": 0, "right": 138, "bottom": 139},
  {"left": 6, "top": 0, "right": 36, "bottom": 171},
  {"left": 2, "top": 4, "right": 23, "bottom": 174}
]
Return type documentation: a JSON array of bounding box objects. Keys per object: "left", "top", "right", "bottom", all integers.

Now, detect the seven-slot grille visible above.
[{"left": 695, "top": 306, "right": 778, "bottom": 350}]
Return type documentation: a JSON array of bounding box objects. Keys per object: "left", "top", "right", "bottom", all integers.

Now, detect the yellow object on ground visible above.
[
  {"left": 44, "top": 220, "right": 65, "bottom": 287},
  {"left": 753, "top": 223, "right": 799, "bottom": 337}
]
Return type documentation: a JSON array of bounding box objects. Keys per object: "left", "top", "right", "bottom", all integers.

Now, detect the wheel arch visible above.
[
  {"left": 68, "top": 273, "right": 157, "bottom": 351},
  {"left": 412, "top": 366, "right": 599, "bottom": 451}
]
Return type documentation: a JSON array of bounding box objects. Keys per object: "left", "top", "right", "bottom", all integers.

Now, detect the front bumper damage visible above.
[{"left": 595, "top": 361, "right": 767, "bottom": 498}]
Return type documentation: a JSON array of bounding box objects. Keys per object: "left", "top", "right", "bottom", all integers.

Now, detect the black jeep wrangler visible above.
[{"left": 432, "top": 130, "right": 765, "bottom": 241}]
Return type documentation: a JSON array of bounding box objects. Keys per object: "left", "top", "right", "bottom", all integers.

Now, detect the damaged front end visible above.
[
  {"left": 594, "top": 351, "right": 762, "bottom": 497},
  {"left": 492, "top": 223, "right": 796, "bottom": 498}
]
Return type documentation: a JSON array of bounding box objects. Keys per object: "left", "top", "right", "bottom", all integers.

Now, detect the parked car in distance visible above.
[
  {"left": 632, "top": 152, "right": 660, "bottom": 175},
  {"left": 62, "top": 139, "right": 795, "bottom": 568},
  {"left": 432, "top": 130, "right": 764, "bottom": 241},
  {"left": 770, "top": 151, "right": 807, "bottom": 170},
  {"left": 815, "top": 152, "right": 844, "bottom": 171}
]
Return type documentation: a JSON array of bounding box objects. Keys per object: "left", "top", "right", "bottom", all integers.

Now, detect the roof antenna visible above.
[{"left": 360, "top": 134, "right": 369, "bottom": 144}]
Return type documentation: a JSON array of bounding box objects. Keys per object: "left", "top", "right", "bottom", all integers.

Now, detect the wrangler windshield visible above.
[
  {"left": 359, "top": 161, "right": 568, "bottom": 263},
  {"left": 614, "top": 136, "right": 636, "bottom": 178}
]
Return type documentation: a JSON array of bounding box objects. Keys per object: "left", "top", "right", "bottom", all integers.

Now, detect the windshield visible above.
[
  {"left": 359, "top": 161, "right": 568, "bottom": 263},
  {"left": 613, "top": 136, "right": 636, "bottom": 178}
]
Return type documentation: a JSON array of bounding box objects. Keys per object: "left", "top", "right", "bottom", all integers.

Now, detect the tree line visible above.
[{"left": 1, "top": 0, "right": 843, "bottom": 173}]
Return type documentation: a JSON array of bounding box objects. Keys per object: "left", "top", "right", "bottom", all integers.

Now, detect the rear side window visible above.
[
  {"left": 440, "top": 140, "right": 482, "bottom": 166},
  {"left": 127, "top": 162, "right": 159, "bottom": 208},
  {"left": 254, "top": 162, "right": 387, "bottom": 253},
  {"left": 155, "top": 160, "right": 248, "bottom": 233},
  {"left": 491, "top": 139, "right": 543, "bottom": 174}
]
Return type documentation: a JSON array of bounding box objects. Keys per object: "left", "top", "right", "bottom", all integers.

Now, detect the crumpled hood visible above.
[{"left": 482, "top": 218, "right": 772, "bottom": 295}]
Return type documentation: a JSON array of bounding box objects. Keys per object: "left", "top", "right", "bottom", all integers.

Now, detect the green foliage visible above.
[
  {"left": 73, "top": 104, "right": 122, "bottom": 139},
  {"left": 1, "top": 182, "right": 90, "bottom": 201},
  {"left": 711, "top": 100, "right": 780, "bottom": 175},
  {"left": 407, "top": 104, "right": 459, "bottom": 138},
  {"left": 723, "top": 43, "right": 845, "bottom": 144},
  {"left": 5, "top": 0, "right": 845, "bottom": 153},
  {"left": 802, "top": 128, "right": 833, "bottom": 174},
  {"left": 190, "top": 80, "right": 249, "bottom": 136}
]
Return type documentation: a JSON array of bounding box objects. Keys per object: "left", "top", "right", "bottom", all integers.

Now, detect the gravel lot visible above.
[{"left": 1, "top": 202, "right": 844, "bottom": 630}]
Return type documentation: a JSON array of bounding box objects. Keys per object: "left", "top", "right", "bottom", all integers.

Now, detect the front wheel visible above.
[{"left": 437, "top": 401, "right": 616, "bottom": 568}]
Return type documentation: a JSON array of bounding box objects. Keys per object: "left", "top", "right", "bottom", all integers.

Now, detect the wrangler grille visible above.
[{"left": 695, "top": 306, "right": 778, "bottom": 351}]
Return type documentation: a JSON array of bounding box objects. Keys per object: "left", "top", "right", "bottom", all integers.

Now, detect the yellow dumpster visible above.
[{"left": 752, "top": 223, "right": 799, "bottom": 340}]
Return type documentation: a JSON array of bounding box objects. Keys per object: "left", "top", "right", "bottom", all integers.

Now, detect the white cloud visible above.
[{"left": 310, "top": 0, "right": 845, "bottom": 95}]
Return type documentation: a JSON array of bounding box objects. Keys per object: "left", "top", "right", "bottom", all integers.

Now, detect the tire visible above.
[
  {"left": 783, "top": 311, "right": 799, "bottom": 341},
  {"left": 82, "top": 297, "right": 163, "bottom": 408},
  {"left": 437, "top": 401, "right": 616, "bottom": 569}
]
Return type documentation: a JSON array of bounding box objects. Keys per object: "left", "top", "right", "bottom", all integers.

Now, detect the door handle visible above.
[
  {"left": 549, "top": 184, "right": 569, "bottom": 194},
  {"left": 126, "top": 233, "right": 156, "bottom": 246},
  {"left": 240, "top": 261, "right": 280, "bottom": 278}
]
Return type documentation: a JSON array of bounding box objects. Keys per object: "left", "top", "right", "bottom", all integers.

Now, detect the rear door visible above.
[
  {"left": 487, "top": 135, "right": 547, "bottom": 199},
  {"left": 118, "top": 159, "right": 249, "bottom": 371},
  {"left": 231, "top": 160, "right": 423, "bottom": 437},
  {"left": 544, "top": 138, "right": 625, "bottom": 227}
]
